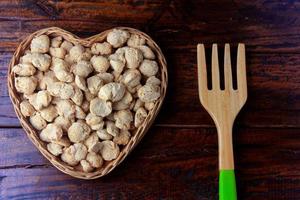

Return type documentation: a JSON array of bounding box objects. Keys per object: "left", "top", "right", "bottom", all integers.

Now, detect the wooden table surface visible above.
[{"left": 1, "top": 0, "right": 300, "bottom": 199}]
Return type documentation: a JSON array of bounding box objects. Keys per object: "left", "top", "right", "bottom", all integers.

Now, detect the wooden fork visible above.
[{"left": 197, "top": 43, "right": 247, "bottom": 200}]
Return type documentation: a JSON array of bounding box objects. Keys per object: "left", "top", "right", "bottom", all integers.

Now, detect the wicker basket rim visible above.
[{"left": 7, "top": 26, "right": 168, "bottom": 179}]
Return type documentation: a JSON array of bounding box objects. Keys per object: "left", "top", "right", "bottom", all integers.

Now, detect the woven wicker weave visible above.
[{"left": 7, "top": 27, "right": 168, "bottom": 179}]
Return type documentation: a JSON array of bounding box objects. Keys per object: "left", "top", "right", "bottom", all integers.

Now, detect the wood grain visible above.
[
  {"left": 1, "top": 1, "right": 300, "bottom": 53},
  {"left": 1, "top": 127, "right": 300, "bottom": 199},
  {"left": 1, "top": 52, "right": 300, "bottom": 127},
  {"left": 1, "top": 0, "right": 300, "bottom": 199}
]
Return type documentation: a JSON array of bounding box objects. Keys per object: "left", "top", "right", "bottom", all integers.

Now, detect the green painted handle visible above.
[{"left": 219, "top": 170, "right": 237, "bottom": 200}]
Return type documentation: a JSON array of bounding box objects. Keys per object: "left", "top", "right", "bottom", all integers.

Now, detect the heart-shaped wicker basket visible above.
[{"left": 7, "top": 27, "right": 168, "bottom": 179}]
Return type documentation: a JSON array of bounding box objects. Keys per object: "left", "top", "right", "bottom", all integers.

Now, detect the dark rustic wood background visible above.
[{"left": 0, "top": 0, "right": 300, "bottom": 199}]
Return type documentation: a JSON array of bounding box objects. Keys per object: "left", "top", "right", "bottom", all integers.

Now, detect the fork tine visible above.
[
  {"left": 224, "top": 44, "right": 233, "bottom": 89},
  {"left": 197, "top": 44, "right": 207, "bottom": 92},
  {"left": 212, "top": 44, "right": 220, "bottom": 90},
  {"left": 237, "top": 43, "right": 247, "bottom": 90}
]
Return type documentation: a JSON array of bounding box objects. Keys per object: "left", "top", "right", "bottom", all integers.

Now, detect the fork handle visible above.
[{"left": 219, "top": 169, "right": 237, "bottom": 200}]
